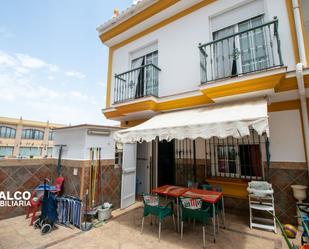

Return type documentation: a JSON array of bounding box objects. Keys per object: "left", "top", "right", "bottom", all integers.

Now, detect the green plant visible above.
[{"left": 268, "top": 211, "right": 298, "bottom": 249}]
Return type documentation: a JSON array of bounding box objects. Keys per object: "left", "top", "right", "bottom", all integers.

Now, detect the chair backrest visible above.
[
  {"left": 143, "top": 194, "right": 159, "bottom": 207},
  {"left": 180, "top": 197, "right": 203, "bottom": 210},
  {"left": 54, "top": 177, "right": 64, "bottom": 191},
  {"left": 201, "top": 184, "right": 213, "bottom": 191},
  {"left": 188, "top": 181, "right": 199, "bottom": 189}
]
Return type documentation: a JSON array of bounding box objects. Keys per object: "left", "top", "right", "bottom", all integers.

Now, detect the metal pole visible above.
[
  {"left": 193, "top": 140, "right": 197, "bottom": 182},
  {"left": 265, "top": 137, "right": 271, "bottom": 181}
]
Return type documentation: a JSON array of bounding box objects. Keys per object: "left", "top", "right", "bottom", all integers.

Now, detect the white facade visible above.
[
  {"left": 52, "top": 125, "right": 121, "bottom": 160},
  {"left": 110, "top": 0, "right": 295, "bottom": 103}
]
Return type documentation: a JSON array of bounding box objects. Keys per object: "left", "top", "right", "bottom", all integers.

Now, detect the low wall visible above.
[
  {"left": 0, "top": 159, "right": 121, "bottom": 220},
  {"left": 221, "top": 162, "right": 309, "bottom": 225}
]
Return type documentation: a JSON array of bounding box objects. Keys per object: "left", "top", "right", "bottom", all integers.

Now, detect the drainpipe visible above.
[
  {"left": 292, "top": 0, "right": 309, "bottom": 172},
  {"left": 296, "top": 63, "right": 309, "bottom": 172},
  {"left": 292, "top": 0, "right": 307, "bottom": 67}
]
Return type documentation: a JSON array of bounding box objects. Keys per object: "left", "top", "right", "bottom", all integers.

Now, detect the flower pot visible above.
[{"left": 291, "top": 185, "right": 307, "bottom": 203}]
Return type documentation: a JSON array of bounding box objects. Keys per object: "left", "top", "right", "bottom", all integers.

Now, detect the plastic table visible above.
[{"left": 152, "top": 185, "right": 189, "bottom": 232}]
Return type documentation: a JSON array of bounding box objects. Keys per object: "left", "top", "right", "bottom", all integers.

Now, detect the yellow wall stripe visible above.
[{"left": 100, "top": 0, "right": 181, "bottom": 42}]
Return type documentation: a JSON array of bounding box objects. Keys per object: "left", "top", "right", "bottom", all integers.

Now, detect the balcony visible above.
[
  {"left": 199, "top": 18, "right": 283, "bottom": 84},
  {"left": 114, "top": 64, "right": 161, "bottom": 104}
]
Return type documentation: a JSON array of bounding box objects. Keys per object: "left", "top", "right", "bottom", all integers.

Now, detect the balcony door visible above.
[
  {"left": 213, "top": 15, "right": 267, "bottom": 79},
  {"left": 131, "top": 50, "right": 158, "bottom": 98}
]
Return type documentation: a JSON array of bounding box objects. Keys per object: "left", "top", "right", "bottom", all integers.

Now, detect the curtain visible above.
[
  {"left": 131, "top": 57, "right": 145, "bottom": 99},
  {"left": 134, "top": 57, "right": 145, "bottom": 98},
  {"left": 213, "top": 26, "right": 235, "bottom": 79}
]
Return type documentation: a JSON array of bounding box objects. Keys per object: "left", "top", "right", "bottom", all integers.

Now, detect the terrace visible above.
[{"left": 0, "top": 202, "right": 299, "bottom": 249}]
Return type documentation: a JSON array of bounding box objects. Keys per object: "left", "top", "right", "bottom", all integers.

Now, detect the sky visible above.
[{"left": 0, "top": 0, "right": 134, "bottom": 126}]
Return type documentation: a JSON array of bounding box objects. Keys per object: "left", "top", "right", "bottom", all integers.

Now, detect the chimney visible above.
[{"left": 113, "top": 8, "right": 119, "bottom": 18}]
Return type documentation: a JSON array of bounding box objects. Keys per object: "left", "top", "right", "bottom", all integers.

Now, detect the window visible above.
[
  {"left": 0, "top": 126, "right": 16, "bottom": 138},
  {"left": 115, "top": 142, "right": 123, "bottom": 167},
  {"left": 131, "top": 50, "right": 158, "bottom": 97},
  {"left": 213, "top": 15, "right": 267, "bottom": 78},
  {"left": 238, "top": 16, "right": 267, "bottom": 73},
  {"left": 47, "top": 147, "right": 53, "bottom": 157},
  {"left": 0, "top": 147, "right": 14, "bottom": 157},
  {"left": 48, "top": 131, "right": 54, "bottom": 141},
  {"left": 22, "top": 129, "right": 44, "bottom": 140},
  {"left": 217, "top": 145, "right": 237, "bottom": 175},
  {"left": 216, "top": 144, "right": 262, "bottom": 178},
  {"left": 19, "top": 147, "right": 42, "bottom": 157}
]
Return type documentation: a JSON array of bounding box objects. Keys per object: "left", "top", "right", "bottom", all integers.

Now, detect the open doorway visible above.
[
  {"left": 136, "top": 142, "right": 150, "bottom": 196},
  {"left": 158, "top": 140, "right": 175, "bottom": 186}
]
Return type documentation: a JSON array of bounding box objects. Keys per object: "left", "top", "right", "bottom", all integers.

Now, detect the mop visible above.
[
  {"left": 92, "top": 148, "right": 98, "bottom": 207},
  {"left": 88, "top": 148, "right": 92, "bottom": 207},
  {"left": 81, "top": 190, "right": 92, "bottom": 231},
  {"left": 96, "top": 147, "right": 101, "bottom": 205}
]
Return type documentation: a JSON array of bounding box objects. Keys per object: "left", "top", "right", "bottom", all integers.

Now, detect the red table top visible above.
[
  {"left": 182, "top": 188, "right": 223, "bottom": 204},
  {"left": 152, "top": 185, "right": 189, "bottom": 198}
]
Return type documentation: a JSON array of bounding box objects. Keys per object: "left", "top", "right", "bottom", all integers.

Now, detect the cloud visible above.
[
  {"left": 15, "top": 53, "right": 59, "bottom": 72},
  {"left": 0, "top": 50, "right": 111, "bottom": 125},
  {"left": 65, "top": 70, "right": 86, "bottom": 79},
  {"left": 0, "top": 51, "right": 16, "bottom": 66}
]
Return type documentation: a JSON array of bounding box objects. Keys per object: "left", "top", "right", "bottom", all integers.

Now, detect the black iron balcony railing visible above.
[
  {"left": 199, "top": 18, "right": 283, "bottom": 84},
  {"left": 114, "top": 64, "right": 161, "bottom": 104}
]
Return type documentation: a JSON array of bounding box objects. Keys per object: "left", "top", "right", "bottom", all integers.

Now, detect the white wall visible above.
[
  {"left": 53, "top": 128, "right": 86, "bottom": 160},
  {"left": 268, "top": 110, "right": 306, "bottom": 162},
  {"left": 53, "top": 127, "right": 116, "bottom": 160},
  {"left": 111, "top": 0, "right": 296, "bottom": 104},
  {"left": 84, "top": 132, "right": 116, "bottom": 160}
]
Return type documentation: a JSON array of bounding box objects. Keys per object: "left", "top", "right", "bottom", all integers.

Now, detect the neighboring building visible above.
[
  {"left": 52, "top": 124, "right": 122, "bottom": 161},
  {"left": 52, "top": 124, "right": 123, "bottom": 207},
  {"left": 97, "top": 0, "right": 309, "bottom": 222},
  {"left": 0, "top": 116, "right": 64, "bottom": 158}
]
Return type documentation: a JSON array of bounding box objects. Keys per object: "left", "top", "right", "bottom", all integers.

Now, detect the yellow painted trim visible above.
[
  {"left": 111, "top": 0, "right": 216, "bottom": 50},
  {"left": 298, "top": 0, "right": 309, "bottom": 67},
  {"left": 268, "top": 99, "right": 300, "bottom": 112},
  {"left": 206, "top": 178, "right": 248, "bottom": 199},
  {"left": 286, "top": 0, "right": 301, "bottom": 63},
  {"left": 103, "top": 94, "right": 213, "bottom": 119},
  {"left": 100, "top": 0, "right": 181, "bottom": 42},
  {"left": 106, "top": 48, "right": 114, "bottom": 108},
  {"left": 275, "top": 76, "right": 298, "bottom": 92},
  {"left": 201, "top": 73, "right": 285, "bottom": 99},
  {"left": 103, "top": 0, "right": 308, "bottom": 115},
  {"left": 275, "top": 74, "right": 309, "bottom": 92},
  {"left": 120, "top": 119, "right": 148, "bottom": 128},
  {"left": 156, "top": 94, "right": 213, "bottom": 111},
  {"left": 104, "top": 0, "right": 216, "bottom": 109},
  {"left": 104, "top": 74, "right": 309, "bottom": 119}
]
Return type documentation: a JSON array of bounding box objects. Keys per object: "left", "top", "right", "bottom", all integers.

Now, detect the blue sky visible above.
[{"left": 0, "top": 0, "right": 133, "bottom": 125}]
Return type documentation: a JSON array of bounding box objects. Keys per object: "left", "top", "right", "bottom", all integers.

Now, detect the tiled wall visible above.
[
  {"left": 269, "top": 162, "right": 308, "bottom": 224},
  {"left": 0, "top": 160, "right": 57, "bottom": 219},
  {"left": 0, "top": 159, "right": 121, "bottom": 220},
  {"left": 223, "top": 162, "right": 308, "bottom": 225}
]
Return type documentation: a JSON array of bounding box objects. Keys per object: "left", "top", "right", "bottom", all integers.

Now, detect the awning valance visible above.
[{"left": 114, "top": 99, "right": 269, "bottom": 143}]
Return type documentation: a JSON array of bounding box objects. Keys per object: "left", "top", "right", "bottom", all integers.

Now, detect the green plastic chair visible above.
[
  {"left": 201, "top": 184, "right": 225, "bottom": 231},
  {"left": 180, "top": 197, "right": 211, "bottom": 248},
  {"left": 141, "top": 194, "right": 176, "bottom": 241}
]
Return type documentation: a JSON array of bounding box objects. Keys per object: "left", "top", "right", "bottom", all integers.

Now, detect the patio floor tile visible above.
[{"left": 0, "top": 202, "right": 302, "bottom": 249}]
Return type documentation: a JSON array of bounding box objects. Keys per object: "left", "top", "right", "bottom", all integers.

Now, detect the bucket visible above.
[{"left": 98, "top": 208, "right": 112, "bottom": 221}]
